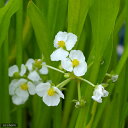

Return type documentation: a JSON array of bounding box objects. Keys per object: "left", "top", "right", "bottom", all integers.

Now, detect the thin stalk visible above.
[
  {"left": 62, "top": 81, "right": 77, "bottom": 128},
  {"left": 77, "top": 77, "right": 95, "bottom": 87},
  {"left": 86, "top": 102, "right": 97, "bottom": 128},
  {"left": 77, "top": 80, "right": 81, "bottom": 100},
  {"left": 43, "top": 64, "right": 65, "bottom": 74},
  {"left": 56, "top": 77, "right": 72, "bottom": 88}
]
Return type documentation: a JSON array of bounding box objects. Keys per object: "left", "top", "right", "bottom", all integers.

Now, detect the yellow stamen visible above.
[
  {"left": 58, "top": 41, "right": 65, "bottom": 47},
  {"left": 72, "top": 59, "right": 79, "bottom": 67},
  {"left": 20, "top": 83, "right": 28, "bottom": 90},
  {"left": 47, "top": 88, "right": 56, "bottom": 96}
]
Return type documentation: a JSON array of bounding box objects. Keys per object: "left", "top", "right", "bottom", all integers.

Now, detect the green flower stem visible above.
[
  {"left": 56, "top": 78, "right": 72, "bottom": 88},
  {"left": 43, "top": 64, "right": 65, "bottom": 74},
  {"left": 77, "top": 80, "right": 81, "bottom": 100},
  {"left": 77, "top": 77, "right": 95, "bottom": 87},
  {"left": 86, "top": 102, "right": 97, "bottom": 128}
]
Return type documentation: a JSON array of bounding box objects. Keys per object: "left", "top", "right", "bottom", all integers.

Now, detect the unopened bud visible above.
[
  {"left": 58, "top": 65, "right": 63, "bottom": 70},
  {"left": 64, "top": 73, "right": 70, "bottom": 78},
  {"left": 74, "top": 99, "right": 86, "bottom": 108},
  {"left": 111, "top": 75, "right": 118, "bottom": 82},
  {"left": 13, "top": 72, "right": 20, "bottom": 78}
]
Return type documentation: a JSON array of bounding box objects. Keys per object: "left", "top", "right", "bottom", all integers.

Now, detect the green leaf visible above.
[
  {"left": 0, "top": 38, "right": 10, "bottom": 123},
  {"left": 89, "top": 0, "right": 120, "bottom": 58},
  {"left": 0, "top": 0, "right": 20, "bottom": 48},
  {"left": 97, "top": 36, "right": 113, "bottom": 83},
  {"left": 47, "top": 0, "right": 68, "bottom": 38},
  {"left": 68, "top": 0, "right": 92, "bottom": 38},
  {"left": 27, "top": 1, "right": 53, "bottom": 63},
  {"left": 75, "top": 0, "right": 120, "bottom": 127}
]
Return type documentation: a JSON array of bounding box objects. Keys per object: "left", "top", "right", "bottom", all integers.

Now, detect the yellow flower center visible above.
[
  {"left": 34, "top": 59, "right": 42, "bottom": 68},
  {"left": 72, "top": 59, "right": 79, "bottom": 67},
  {"left": 20, "top": 83, "right": 28, "bottom": 90},
  {"left": 47, "top": 88, "right": 56, "bottom": 96},
  {"left": 58, "top": 41, "right": 65, "bottom": 47}
]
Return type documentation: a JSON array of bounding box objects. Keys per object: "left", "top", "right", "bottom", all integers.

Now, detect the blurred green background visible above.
[{"left": 0, "top": 0, "right": 128, "bottom": 128}]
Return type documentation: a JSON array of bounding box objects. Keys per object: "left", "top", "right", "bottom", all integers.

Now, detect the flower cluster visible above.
[
  {"left": 50, "top": 31, "right": 87, "bottom": 76},
  {"left": 8, "top": 59, "right": 64, "bottom": 106},
  {"left": 8, "top": 31, "right": 111, "bottom": 107}
]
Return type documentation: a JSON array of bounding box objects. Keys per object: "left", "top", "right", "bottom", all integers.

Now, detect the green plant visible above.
[{"left": 0, "top": 0, "right": 128, "bottom": 128}]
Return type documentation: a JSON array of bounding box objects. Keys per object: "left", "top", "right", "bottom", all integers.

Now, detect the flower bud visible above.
[
  {"left": 64, "top": 73, "right": 70, "bottom": 78},
  {"left": 111, "top": 75, "right": 118, "bottom": 82}
]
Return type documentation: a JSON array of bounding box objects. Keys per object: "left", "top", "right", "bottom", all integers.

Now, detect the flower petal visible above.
[
  {"left": 28, "top": 71, "right": 41, "bottom": 82},
  {"left": 54, "top": 87, "right": 64, "bottom": 99},
  {"left": 28, "top": 81, "right": 36, "bottom": 95},
  {"left": 8, "top": 65, "right": 19, "bottom": 77},
  {"left": 69, "top": 50, "right": 85, "bottom": 62},
  {"left": 50, "top": 48, "right": 69, "bottom": 61},
  {"left": 9, "top": 79, "right": 18, "bottom": 95},
  {"left": 61, "top": 58, "right": 73, "bottom": 72},
  {"left": 15, "top": 87, "right": 29, "bottom": 98},
  {"left": 12, "top": 95, "right": 27, "bottom": 105},
  {"left": 20, "top": 64, "right": 26, "bottom": 76},
  {"left": 65, "top": 33, "right": 77, "bottom": 50},
  {"left": 103, "top": 90, "right": 109, "bottom": 97},
  {"left": 25, "top": 58, "right": 34, "bottom": 71},
  {"left": 36, "top": 82, "right": 50, "bottom": 97},
  {"left": 73, "top": 62, "right": 87, "bottom": 76},
  {"left": 39, "top": 62, "right": 48, "bottom": 74},
  {"left": 43, "top": 94, "right": 60, "bottom": 106},
  {"left": 16, "top": 78, "right": 28, "bottom": 86},
  {"left": 92, "top": 85, "right": 109, "bottom": 103},
  {"left": 92, "top": 96, "right": 102, "bottom": 103},
  {"left": 54, "top": 31, "right": 68, "bottom": 48}
]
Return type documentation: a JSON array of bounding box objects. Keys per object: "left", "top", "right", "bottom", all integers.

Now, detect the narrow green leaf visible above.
[
  {"left": 75, "top": 0, "right": 120, "bottom": 127},
  {"left": 89, "top": 0, "right": 120, "bottom": 58},
  {"left": 68, "top": 0, "right": 92, "bottom": 39},
  {"left": 0, "top": 38, "right": 10, "bottom": 123},
  {"left": 27, "top": 1, "right": 53, "bottom": 63},
  {"left": 97, "top": 36, "right": 113, "bottom": 83},
  {"left": 0, "top": 0, "right": 20, "bottom": 48}
]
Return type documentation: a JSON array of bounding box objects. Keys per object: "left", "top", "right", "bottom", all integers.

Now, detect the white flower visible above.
[
  {"left": 36, "top": 82, "right": 64, "bottom": 106},
  {"left": 50, "top": 48, "right": 69, "bottom": 61},
  {"left": 8, "top": 64, "right": 26, "bottom": 77},
  {"left": 50, "top": 31, "right": 77, "bottom": 61},
  {"left": 25, "top": 58, "right": 35, "bottom": 71},
  {"left": 25, "top": 58, "right": 48, "bottom": 75},
  {"left": 39, "top": 62, "right": 48, "bottom": 75},
  {"left": 61, "top": 50, "right": 87, "bottom": 76},
  {"left": 9, "top": 78, "right": 36, "bottom": 105},
  {"left": 92, "top": 85, "right": 109, "bottom": 103},
  {"left": 54, "top": 31, "right": 77, "bottom": 50},
  {"left": 28, "top": 71, "right": 41, "bottom": 82}
]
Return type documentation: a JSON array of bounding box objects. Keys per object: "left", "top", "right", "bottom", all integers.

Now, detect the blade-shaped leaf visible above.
[
  {"left": 27, "top": 1, "right": 53, "bottom": 63},
  {"left": 0, "top": 0, "right": 20, "bottom": 48}
]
